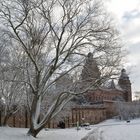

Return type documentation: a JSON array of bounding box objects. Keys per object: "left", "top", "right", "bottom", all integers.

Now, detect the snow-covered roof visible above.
[{"left": 100, "top": 79, "right": 124, "bottom": 92}]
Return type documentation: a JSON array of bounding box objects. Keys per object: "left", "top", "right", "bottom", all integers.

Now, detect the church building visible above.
[
  {"left": 81, "top": 52, "right": 132, "bottom": 104},
  {"left": 71, "top": 52, "right": 132, "bottom": 125}
]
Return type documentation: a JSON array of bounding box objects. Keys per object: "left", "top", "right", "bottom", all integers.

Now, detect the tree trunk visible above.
[
  {"left": 27, "top": 124, "right": 45, "bottom": 138},
  {"left": 27, "top": 95, "right": 46, "bottom": 137},
  {"left": 27, "top": 127, "right": 39, "bottom": 138},
  {"left": 27, "top": 114, "right": 49, "bottom": 138}
]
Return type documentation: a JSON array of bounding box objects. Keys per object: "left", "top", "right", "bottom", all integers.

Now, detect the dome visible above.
[{"left": 119, "top": 69, "right": 129, "bottom": 79}]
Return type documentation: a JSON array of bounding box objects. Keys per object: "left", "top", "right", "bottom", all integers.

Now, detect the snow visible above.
[
  {"left": 1, "top": 119, "right": 140, "bottom": 140},
  {"left": 0, "top": 127, "right": 90, "bottom": 140},
  {"left": 83, "top": 119, "right": 140, "bottom": 140}
]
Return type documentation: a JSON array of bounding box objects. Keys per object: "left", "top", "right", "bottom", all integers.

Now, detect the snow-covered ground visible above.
[
  {"left": 0, "top": 127, "right": 91, "bottom": 140},
  {"left": 83, "top": 119, "right": 140, "bottom": 140},
  {"left": 1, "top": 119, "right": 140, "bottom": 140}
]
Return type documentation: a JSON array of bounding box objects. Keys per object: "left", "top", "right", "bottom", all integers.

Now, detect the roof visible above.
[
  {"left": 72, "top": 104, "right": 106, "bottom": 110},
  {"left": 100, "top": 79, "right": 124, "bottom": 92}
]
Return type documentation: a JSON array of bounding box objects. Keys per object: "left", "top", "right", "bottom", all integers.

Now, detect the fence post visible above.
[
  {"left": 67, "top": 117, "right": 70, "bottom": 128},
  {"left": 78, "top": 110, "right": 81, "bottom": 124},
  {"left": 25, "top": 109, "right": 28, "bottom": 128},
  {"left": 0, "top": 111, "right": 1, "bottom": 126},
  {"left": 48, "top": 121, "right": 50, "bottom": 128},
  {"left": 72, "top": 109, "right": 74, "bottom": 126},
  {"left": 13, "top": 115, "right": 15, "bottom": 127}
]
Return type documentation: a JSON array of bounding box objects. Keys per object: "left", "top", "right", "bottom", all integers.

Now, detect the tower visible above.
[
  {"left": 55, "top": 73, "right": 73, "bottom": 92},
  {"left": 81, "top": 52, "right": 100, "bottom": 83},
  {"left": 118, "top": 69, "right": 132, "bottom": 102}
]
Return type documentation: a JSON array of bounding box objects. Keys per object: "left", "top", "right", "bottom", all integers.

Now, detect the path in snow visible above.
[
  {"left": 82, "top": 119, "right": 140, "bottom": 140},
  {"left": 81, "top": 127, "right": 104, "bottom": 140}
]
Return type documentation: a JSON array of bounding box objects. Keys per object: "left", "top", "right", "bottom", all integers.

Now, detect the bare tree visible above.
[
  {"left": 0, "top": 32, "right": 26, "bottom": 126},
  {"left": 115, "top": 101, "right": 140, "bottom": 120},
  {"left": 0, "top": 72, "right": 24, "bottom": 126},
  {"left": 0, "top": 0, "right": 123, "bottom": 137},
  {"left": 134, "top": 91, "right": 140, "bottom": 100}
]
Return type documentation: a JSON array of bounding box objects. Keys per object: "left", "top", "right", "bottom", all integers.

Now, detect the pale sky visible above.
[{"left": 106, "top": 0, "right": 140, "bottom": 95}]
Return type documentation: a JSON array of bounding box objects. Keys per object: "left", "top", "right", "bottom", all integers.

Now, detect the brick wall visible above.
[{"left": 0, "top": 106, "right": 107, "bottom": 128}]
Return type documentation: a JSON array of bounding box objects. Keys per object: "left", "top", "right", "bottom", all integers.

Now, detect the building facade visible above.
[
  {"left": 80, "top": 53, "right": 132, "bottom": 104},
  {"left": 72, "top": 52, "right": 132, "bottom": 124}
]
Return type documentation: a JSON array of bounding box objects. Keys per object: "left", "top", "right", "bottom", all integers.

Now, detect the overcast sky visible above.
[{"left": 106, "top": 0, "right": 140, "bottom": 95}]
